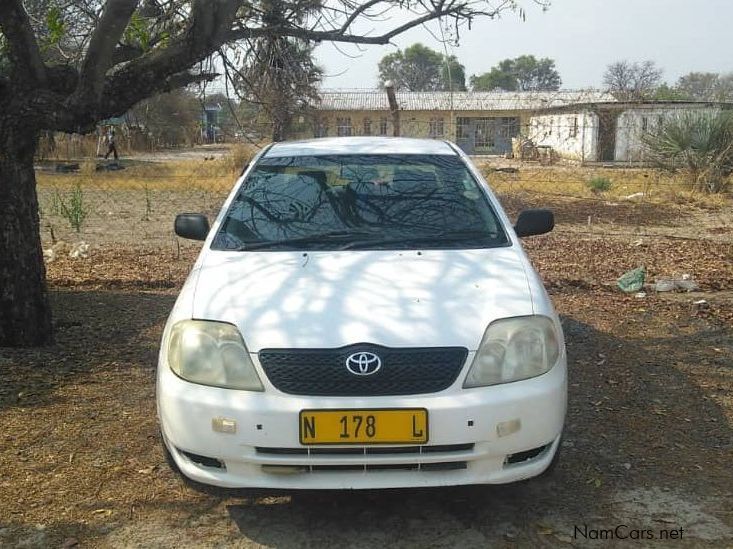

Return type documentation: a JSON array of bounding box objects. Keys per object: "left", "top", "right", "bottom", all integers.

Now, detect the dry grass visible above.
[
  {"left": 480, "top": 162, "right": 732, "bottom": 209},
  {"left": 36, "top": 144, "right": 258, "bottom": 193}
]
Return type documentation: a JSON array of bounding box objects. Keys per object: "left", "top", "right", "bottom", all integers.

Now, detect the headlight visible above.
[
  {"left": 168, "top": 320, "right": 263, "bottom": 391},
  {"left": 464, "top": 315, "right": 560, "bottom": 388}
]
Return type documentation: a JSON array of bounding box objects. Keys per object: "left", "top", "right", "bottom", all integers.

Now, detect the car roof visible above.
[{"left": 265, "top": 137, "right": 458, "bottom": 157}]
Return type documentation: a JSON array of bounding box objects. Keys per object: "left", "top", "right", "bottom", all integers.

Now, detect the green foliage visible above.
[
  {"left": 378, "top": 43, "right": 466, "bottom": 91},
  {"left": 652, "top": 83, "right": 688, "bottom": 101},
  {"left": 586, "top": 176, "right": 613, "bottom": 194},
  {"left": 124, "top": 11, "right": 151, "bottom": 51},
  {"left": 143, "top": 184, "right": 152, "bottom": 221},
  {"left": 643, "top": 111, "right": 733, "bottom": 194},
  {"left": 441, "top": 55, "right": 467, "bottom": 91},
  {"left": 471, "top": 55, "right": 561, "bottom": 92},
  {"left": 470, "top": 66, "right": 517, "bottom": 91},
  {"left": 57, "top": 183, "right": 88, "bottom": 232},
  {"left": 45, "top": 7, "right": 66, "bottom": 48}
]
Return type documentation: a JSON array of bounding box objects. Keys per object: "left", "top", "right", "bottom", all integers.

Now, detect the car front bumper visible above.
[{"left": 157, "top": 358, "right": 566, "bottom": 490}]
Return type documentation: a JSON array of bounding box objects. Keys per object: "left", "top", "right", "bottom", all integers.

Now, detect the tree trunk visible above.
[{"left": 0, "top": 123, "right": 53, "bottom": 346}]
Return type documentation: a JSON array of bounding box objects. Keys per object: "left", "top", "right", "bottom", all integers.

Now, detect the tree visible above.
[
  {"left": 128, "top": 88, "right": 202, "bottom": 147},
  {"left": 470, "top": 63, "right": 517, "bottom": 91},
  {"left": 602, "top": 60, "right": 663, "bottom": 100},
  {"left": 0, "top": 0, "right": 537, "bottom": 346},
  {"left": 643, "top": 111, "right": 733, "bottom": 194},
  {"left": 235, "top": 36, "right": 322, "bottom": 141},
  {"left": 441, "top": 55, "right": 466, "bottom": 91},
  {"left": 470, "top": 55, "right": 561, "bottom": 91},
  {"left": 651, "top": 83, "right": 688, "bottom": 101},
  {"left": 676, "top": 72, "right": 733, "bottom": 102},
  {"left": 377, "top": 43, "right": 466, "bottom": 91}
]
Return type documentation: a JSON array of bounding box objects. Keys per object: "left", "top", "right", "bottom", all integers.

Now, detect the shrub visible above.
[
  {"left": 58, "top": 183, "right": 88, "bottom": 232},
  {"left": 643, "top": 111, "right": 733, "bottom": 193},
  {"left": 586, "top": 176, "right": 613, "bottom": 194},
  {"left": 217, "top": 144, "right": 257, "bottom": 175}
]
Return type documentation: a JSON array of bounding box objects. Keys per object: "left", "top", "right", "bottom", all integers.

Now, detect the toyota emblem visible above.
[{"left": 345, "top": 352, "right": 382, "bottom": 376}]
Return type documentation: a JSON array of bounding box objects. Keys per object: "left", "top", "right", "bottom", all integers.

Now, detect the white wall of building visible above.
[
  {"left": 527, "top": 111, "right": 598, "bottom": 161},
  {"left": 614, "top": 106, "right": 722, "bottom": 162}
]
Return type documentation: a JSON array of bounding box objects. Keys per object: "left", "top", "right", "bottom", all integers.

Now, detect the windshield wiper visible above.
[
  {"left": 339, "top": 229, "right": 496, "bottom": 250},
  {"left": 234, "top": 230, "right": 379, "bottom": 251}
]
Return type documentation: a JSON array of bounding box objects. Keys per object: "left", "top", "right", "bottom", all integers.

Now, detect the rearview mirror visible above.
[
  {"left": 175, "top": 213, "right": 210, "bottom": 241},
  {"left": 514, "top": 209, "right": 554, "bottom": 238}
]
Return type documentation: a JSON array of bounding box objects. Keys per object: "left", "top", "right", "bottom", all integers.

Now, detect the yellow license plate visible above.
[{"left": 299, "top": 408, "right": 428, "bottom": 445}]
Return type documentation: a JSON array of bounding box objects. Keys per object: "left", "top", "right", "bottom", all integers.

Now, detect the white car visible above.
[{"left": 158, "top": 137, "right": 566, "bottom": 490}]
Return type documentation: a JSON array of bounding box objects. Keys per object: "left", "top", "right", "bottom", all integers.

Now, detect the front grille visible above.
[
  {"left": 263, "top": 462, "right": 467, "bottom": 474},
  {"left": 258, "top": 344, "right": 468, "bottom": 396},
  {"left": 256, "top": 443, "right": 474, "bottom": 456}
]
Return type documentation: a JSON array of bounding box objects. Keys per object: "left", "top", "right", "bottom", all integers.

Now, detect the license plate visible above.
[{"left": 299, "top": 408, "right": 428, "bottom": 445}]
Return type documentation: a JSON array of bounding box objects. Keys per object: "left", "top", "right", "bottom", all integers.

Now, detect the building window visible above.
[
  {"left": 456, "top": 117, "right": 471, "bottom": 139},
  {"left": 314, "top": 121, "right": 328, "bottom": 138},
  {"left": 363, "top": 118, "right": 372, "bottom": 136},
  {"left": 499, "top": 117, "right": 520, "bottom": 138},
  {"left": 336, "top": 117, "right": 352, "bottom": 137},
  {"left": 569, "top": 116, "right": 578, "bottom": 138},
  {"left": 428, "top": 117, "right": 445, "bottom": 138},
  {"left": 406, "top": 117, "right": 418, "bottom": 136},
  {"left": 378, "top": 117, "right": 389, "bottom": 136}
]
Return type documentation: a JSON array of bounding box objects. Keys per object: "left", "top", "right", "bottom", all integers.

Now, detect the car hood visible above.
[{"left": 192, "top": 248, "right": 534, "bottom": 351}]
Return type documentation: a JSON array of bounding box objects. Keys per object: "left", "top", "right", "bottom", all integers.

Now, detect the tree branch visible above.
[
  {"left": 73, "top": 0, "right": 140, "bottom": 105},
  {"left": 0, "top": 0, "right": 46, "bottom": 85}
]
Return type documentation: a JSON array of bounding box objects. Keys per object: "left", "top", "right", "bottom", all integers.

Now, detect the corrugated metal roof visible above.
[{"left": 314, "top": 90, "right": 616, "bottom": 112}]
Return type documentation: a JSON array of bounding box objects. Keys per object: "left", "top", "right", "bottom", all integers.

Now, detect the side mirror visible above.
[
  {"left": 175, "top": 213, "right": 210, "bottom": 241},
  {"left": 514, "top": 209, "right": 554, "bottom": 237}
]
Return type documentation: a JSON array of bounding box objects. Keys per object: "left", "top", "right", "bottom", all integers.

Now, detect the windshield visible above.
[{"left": 212, "top": 154, "right": 509, "bottom": 251}]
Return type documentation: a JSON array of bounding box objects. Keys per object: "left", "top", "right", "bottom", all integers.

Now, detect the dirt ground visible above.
[{"left": 1, "top": 164, "right": 732, "bottom": 547}]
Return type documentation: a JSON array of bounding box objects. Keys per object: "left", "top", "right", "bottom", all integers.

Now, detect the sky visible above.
[{"left": 314, "top": 0, "right": 733, "bottom": 90}]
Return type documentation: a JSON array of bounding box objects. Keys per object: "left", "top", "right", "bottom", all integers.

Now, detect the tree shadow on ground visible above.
[{"left": 0, "top": 289, "right": 175, "bottom": 411}]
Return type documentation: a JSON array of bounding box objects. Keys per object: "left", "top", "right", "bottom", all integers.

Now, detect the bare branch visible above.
[
  {"left": 0, "top": 0, "right": 46, "bottom": 85},
  {"left": 74, "top": 0, "right": 140, "bottom": 105}
]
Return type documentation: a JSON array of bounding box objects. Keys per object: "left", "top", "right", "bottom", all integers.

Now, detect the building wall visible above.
[
  {"left": 528, "top": 111, "right": 599, "bottom": 161},
  {"left": 614, "top": 106, "right": 722, "bottom": 161},
  {"left": 530, "top": 105, "right": 726, "bottom": 163},
  {"left": 301, "top": 110, "right": 532, "bottom": 144}
]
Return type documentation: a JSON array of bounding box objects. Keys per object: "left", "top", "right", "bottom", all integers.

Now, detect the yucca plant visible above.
[{"left": 643, "top": 111, "right": 733, "bottom": 193}]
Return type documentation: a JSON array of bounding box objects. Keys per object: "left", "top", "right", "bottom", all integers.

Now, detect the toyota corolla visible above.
[{"left": 157, "top": 137, "right": 567, "bottom": 490}]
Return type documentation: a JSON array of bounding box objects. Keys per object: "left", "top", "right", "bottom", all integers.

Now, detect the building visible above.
[
  {"left": 303, "top": 90, "right": 731, "bottom": 163},
  {"left": 202, "top": 103, "right": 223, "bottom": 143},
  {"left": 528, "top": 101, "right": 733, "bottom": 163},
  {"left": 305, "top": 89, "right": 614, "bottom": 155}
]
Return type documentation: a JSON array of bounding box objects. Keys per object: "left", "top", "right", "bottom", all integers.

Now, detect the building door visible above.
[
  {"left": 496, "top": 117, "right": 520, "bottom": 154},
  {"left": 598, "top": 111, "right": 618, "bottom": 162},
  {"left": 474, "top": 118, "right": 496, "bottom": 154},
  {"left": 455, "top": 117, "right": 520, "bottom": 155},
  {"left": 456, "top": 117, "right": 473, "bottom": 154}
]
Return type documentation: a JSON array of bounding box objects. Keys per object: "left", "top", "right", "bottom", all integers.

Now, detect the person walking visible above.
[{"left": 104, "top": 126, "right": 118, "bottom": 160}]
